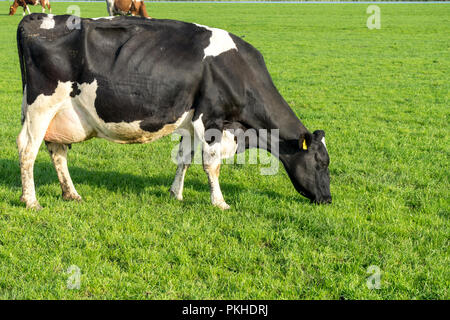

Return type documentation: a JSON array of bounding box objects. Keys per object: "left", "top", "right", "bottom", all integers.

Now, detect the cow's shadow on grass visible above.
[{"left": 0, "top": 158, "right": 302, "bottom": 206}]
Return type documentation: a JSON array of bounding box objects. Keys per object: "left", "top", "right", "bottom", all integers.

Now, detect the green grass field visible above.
[{"left": 0, "top": 2, "right": 448, "bottom": 299}]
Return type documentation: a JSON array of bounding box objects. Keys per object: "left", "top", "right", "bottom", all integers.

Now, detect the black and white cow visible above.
[{"left": 16, "top": 14, "right": 331, "bottom": 210}]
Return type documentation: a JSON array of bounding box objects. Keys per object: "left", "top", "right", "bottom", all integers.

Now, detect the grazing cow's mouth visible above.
[
  {"left": 298, "top": 190, "right": 315, "bottom": 203},
  {"left": 299, "top": 188, "right": 332, "bottom": 205},
  {"left": 311, "top": 196, "right": 332, "bottom": 205}
]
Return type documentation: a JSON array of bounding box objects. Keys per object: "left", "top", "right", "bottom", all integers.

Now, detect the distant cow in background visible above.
[
  {"left": 106, "top": 0, "right": 150, "bottom": 18},
  {"left": 9, "top": 0, "right": 51, "bottom": 16}
]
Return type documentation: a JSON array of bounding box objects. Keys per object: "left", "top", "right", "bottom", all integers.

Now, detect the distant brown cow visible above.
[
  {"left": 9, "top": 0, "right": 51, "bottom": 16},
  {"left": 106, "top": 0, "right": 150, "bottom": 18}
]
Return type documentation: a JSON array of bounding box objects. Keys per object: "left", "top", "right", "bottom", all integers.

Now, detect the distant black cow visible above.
[{"left": 16, "top": 14, "right": 331, "bottom": 210}]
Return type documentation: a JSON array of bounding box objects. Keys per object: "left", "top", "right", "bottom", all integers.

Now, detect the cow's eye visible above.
[{"left": 315, "top": 153, "right": 327, "bottom": 168}]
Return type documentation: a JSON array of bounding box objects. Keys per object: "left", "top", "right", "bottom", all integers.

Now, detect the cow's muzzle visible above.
[{"left": 311, "top": 195, "right": 332, "bottom": 205}]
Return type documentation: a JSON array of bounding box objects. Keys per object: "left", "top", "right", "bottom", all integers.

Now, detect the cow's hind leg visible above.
[
  {"left": 46, "top": 142, "right": 81, "bottom": 202},
  {"left": 17, "top": 110, "right": 55, "bottom": 210},
  {"left": 170, "top": 130, "right": 195, "bottom": 201}
]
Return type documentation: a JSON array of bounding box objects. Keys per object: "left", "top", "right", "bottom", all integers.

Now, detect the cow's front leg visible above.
[
  {"left": 26, "top": 5, "right": 30, "bottom": 14},
  {"left": 170, "top": 133, "right": 195, "bottom": 201},
  {"left": 46, "top": 142, "right": 81, "bottom": 202},
  {"left": 202, "top": 142, "right": 230, "bottom": 210},
  {"left": 192, "top": 115, "right": 230, "bottom": 209}
]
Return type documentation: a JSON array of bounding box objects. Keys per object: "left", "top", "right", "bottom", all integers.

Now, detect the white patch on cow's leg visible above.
[
  {"left": 194, "top": 24, "right": 238, "bottom": 60},
  {"left": 16, "top": 125, "right": 40, "bottom": 209},
  {"left": 193, "top": 115, "right": 230, "bottom": 210},
  {"left": 46, "top": 142, "right": 81, "bottom": 202},
  {"left": 18, "top": 112, "right": 55, "bottom": 210},
  {"left": 26, "top": 6, "right": 30, "bottom": 14},
  {"left": 42, "top": 7, "right": 45, "bottom": 13},
  {"left": 203, "top": 146, "right": 230, "bottom": 210},
  {"left": 40, "top": 14, "right": 55, "bottom": 29},
  {"left": 170, "top": 162, "right": 189, "bottom": 201}
]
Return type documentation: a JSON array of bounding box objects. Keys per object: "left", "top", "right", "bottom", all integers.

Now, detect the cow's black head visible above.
[{"left": 284, "top": 130, "right": 331, "bottom": 204}]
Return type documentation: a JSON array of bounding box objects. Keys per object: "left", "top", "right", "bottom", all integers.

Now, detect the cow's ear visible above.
[
  {"left": 313, "top": 130, "right": 325, "bottom": 140},
  {"left": 300, "top": 132, "right": 313, "bottom": 151}
]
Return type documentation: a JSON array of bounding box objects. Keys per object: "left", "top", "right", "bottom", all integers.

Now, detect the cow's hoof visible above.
[
  {"left": 169, "top": 189, "right": 183, "bottom": 201},
  {"left": 63, "top": 193, "right": 82, "bottom": 202},
  {"left": 26, "top": 201, "right": 43, "bottom": 211},
  {"left": 214, "top": 201, "right": 231, "bottom": 210}
]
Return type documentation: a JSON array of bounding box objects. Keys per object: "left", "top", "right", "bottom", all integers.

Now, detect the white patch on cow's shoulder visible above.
[
  {"left": 321, "top": 137, "right": 327, "bottom": 150},
  {"left": 40, "top": 14, "right": 55, "bottom": 29},
  {"left": 194, "top": 24, "right": 238, "bottom": 60}
]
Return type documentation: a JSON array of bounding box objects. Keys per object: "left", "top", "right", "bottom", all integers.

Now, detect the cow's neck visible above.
[{"left": 240, "top": 91, "right": 309, "bottom": 159}]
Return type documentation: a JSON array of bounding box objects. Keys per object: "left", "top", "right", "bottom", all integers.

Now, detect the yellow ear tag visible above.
[{"left": 302, "top": 139, "right": 308, "bottom": 150}]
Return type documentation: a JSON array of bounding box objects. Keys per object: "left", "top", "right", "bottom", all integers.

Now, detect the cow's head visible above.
[
  {"left": 284, "top": 130, "right": 331, "bottom": 204},
  {"left": 9, "top": 5, "right": 16, "bottom": 16}
]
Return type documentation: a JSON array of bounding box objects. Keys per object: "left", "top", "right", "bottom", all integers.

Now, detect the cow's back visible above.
[{"left": 18, "top": 14, "right": 287, "bottom": 142}]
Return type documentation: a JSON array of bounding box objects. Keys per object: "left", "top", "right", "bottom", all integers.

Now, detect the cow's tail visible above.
[
  {"left": 17, "top": 21, "right": 26, "bottom": 92},
  {"left": 17, "top": 20, "right": 28, "bottom": 124}
]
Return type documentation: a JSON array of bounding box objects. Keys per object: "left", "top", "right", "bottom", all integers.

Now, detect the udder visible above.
[{"left": 44, "top": 106, "right": 94, "bottom": 144}]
